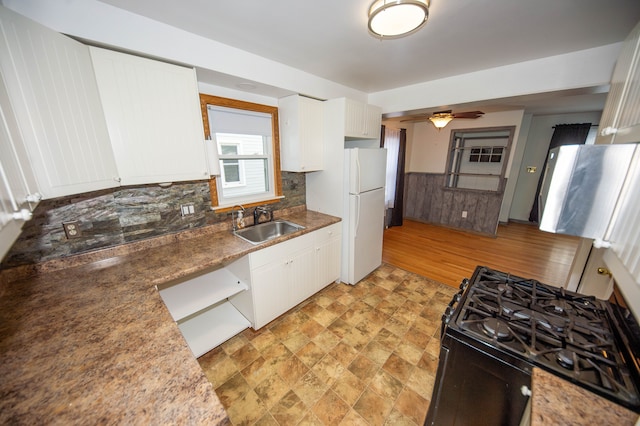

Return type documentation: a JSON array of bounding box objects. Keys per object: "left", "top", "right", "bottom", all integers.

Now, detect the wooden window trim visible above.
[{"left": 199, "top": 94, "right": 282, "bottom": 211}]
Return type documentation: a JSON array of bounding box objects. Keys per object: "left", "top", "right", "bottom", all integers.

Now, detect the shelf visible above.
[
  {"left": 178, "top": 301, "right": 251, "bottom": 357},
  {"left": 158, "top": 267, "right": 248, "bottom": 321}
]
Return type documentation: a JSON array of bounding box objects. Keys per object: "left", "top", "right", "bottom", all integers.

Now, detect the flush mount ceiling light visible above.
[
  {"left": 428, "top": 112, "right": 454, "bottom": 129},
  {"left": 368, "top": 0, "right": 429, "bottom": 39}
]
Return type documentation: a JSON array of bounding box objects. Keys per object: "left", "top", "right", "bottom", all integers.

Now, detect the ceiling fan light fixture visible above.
[
  {"left": 429, "top": 113, "right": 454, "bottom": 129},
  {"left": 368, "top": 0, "right": 429, "bottom": 39}
]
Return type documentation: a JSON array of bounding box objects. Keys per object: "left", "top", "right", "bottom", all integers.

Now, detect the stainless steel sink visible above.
[{"left": 234, "top": 220, "right": 305, "bottom": 244}]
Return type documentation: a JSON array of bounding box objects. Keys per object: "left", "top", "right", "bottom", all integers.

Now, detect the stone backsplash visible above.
[{"left": 1, "top": 172, "right": 306, "bottom": 269}]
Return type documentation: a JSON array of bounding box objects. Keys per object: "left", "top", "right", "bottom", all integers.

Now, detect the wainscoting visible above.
[{"left": 403, "top": 173, "right": 504, "bottom": 236}]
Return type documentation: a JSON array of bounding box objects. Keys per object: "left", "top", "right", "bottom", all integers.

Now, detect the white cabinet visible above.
[
  {"left": 231, "top": 223, "right": 342, "bottom": 330},
  {"left": 0, "top": 6, "right": 119, "bottom": 199},
  {"left": 344, "top": 98, "right": 382, "bottom": 140},
  {"left": 0, "top": 73, "right": 40, "bottom": 260},
  {"left": 246, "top": 231, "right": 315, "bottom": 329},
  {"left": 158, "top": 257, "right": 251, "bottom": 357},
  {"left": 597, "top": 20, "right": 640, "bottom": 144},
  {"left": 278, "top": 95, "right": 324, "bottom": 172},
  {"left": 89, "top": 47, "right": 209, "bottom": 185},
  {"left": 314, "top": 222, "right": 342, "bottom": 293}
]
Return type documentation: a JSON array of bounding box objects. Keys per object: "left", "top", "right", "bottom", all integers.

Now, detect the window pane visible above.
[{"left": 220, "top": 159, "right": 269, "bottom": 197}]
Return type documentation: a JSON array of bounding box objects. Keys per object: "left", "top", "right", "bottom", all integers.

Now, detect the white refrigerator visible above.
[{"left": 342, "top": 148, "right": 387, "bottom": 284}]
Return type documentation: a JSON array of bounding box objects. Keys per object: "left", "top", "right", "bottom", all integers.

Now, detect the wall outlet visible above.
[
  {"left": 63, "top": 221, "right": 82, "bottom": 239},
  {"left": 462, "top": 211, "right": 468, "bottom": 218},
  {"left": 180, "top": 203, "right": 195, "bottom": 217}
]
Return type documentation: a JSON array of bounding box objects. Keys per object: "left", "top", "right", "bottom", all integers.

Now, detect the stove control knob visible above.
[
  {"left": 459, "top": 278, "right": 469, "bottom": 290},
  {"left": 454, "top": 292, "right": 462, "bottom": 302}
]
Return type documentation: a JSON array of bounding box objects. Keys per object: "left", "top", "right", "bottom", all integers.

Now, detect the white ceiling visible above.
[{"left": 98, "top": 0, "right": 640, "bottom": 115}]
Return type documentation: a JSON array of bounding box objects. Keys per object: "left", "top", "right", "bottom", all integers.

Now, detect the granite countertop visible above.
[
  {"left": 531, "top": 367, "right": 639, "bottom": 425},
  {"left": 0, "top": 209, "right": 340, "bottom": 424}
]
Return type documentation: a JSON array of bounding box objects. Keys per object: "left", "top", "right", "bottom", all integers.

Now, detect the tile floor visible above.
[{"left": 198, "top": 264, "right": 458, "bottom": 425}]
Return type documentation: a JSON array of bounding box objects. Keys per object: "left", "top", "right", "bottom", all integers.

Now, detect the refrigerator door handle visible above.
[
  {"left": 355, "top": 155, "right": 361, "bottom": 194},
  {"left": 354, "top": 194, "right": 361, "bottom": 237}
]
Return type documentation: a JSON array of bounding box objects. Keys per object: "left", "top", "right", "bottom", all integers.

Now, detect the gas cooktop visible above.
[{"left": 448, "top": 266, "right": 640, "bottom": 411}]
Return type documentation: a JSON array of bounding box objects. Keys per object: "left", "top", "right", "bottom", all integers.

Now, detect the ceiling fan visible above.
[{"left": 401, "top": 110, "right": 485, "bottom": 129}]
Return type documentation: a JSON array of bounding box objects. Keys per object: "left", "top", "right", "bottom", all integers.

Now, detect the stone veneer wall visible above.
[{"left": 1, "top": 172, "right": 306, "bottom": 268}]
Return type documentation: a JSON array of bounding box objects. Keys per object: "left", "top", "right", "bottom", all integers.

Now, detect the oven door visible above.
[{"left": 425, "top": 331, "right": 532, "bottom": 426}]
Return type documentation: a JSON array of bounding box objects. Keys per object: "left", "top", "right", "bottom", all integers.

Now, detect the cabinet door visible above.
[
  {"left": 364, "top": 104, "right": 382, "bottom": 139},
  {"left": 90, "top": 47, "right": 209, "bottom": 185},
  {"left": 0, "top": 7, "right": 119, "bottom": 199},
  {"left": 597, "top": 20, "right": 640, "bottom": 144},
  {"left": 315, "top": 223, "right": 342, "bottom": 292},
  {"left": 289, "top": 245, "right": 317, "bottom": 306},
  {"left": 344, "top": 98, "right": 366, "bottom": 138},
  {"left": 344, "top": 98, "right": 382, "bottom": 139},
  {"left": 251, "top": 260, "right": 291, "bottom": 329},
  {"left": 279, "top": 95, "right": 323, "bottom": 172},
  {"left": 0, "top": 73, "right": 39, "bottom": 260}
]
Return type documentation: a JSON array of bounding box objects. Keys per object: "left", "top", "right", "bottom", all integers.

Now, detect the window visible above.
[
  {"left": 199, "top": 94, "right": 282, "bottom": 209},
  {"left": 445, "top": 127, "right": 514, "bottom": 192}
]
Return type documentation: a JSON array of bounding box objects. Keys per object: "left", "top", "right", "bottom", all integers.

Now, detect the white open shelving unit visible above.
[{"left": 158, "top": 259, "right": 251, "bottom": 357}]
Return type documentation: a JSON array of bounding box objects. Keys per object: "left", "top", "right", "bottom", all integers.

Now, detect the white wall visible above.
[
  {"left": 5, "top": 0, "right": 620, "bottom": 116},
  {"left": 3, "top": 0, "right": 366, "bottom": 102},
  {"left": 403, "top": 110, "right": 525, "bottom": 175},
  {"left": 509, "top": 111, "right": 602, "bottom": 221},
  {"left": 369, "top": 44, "right": 620, "bottom": 116}
]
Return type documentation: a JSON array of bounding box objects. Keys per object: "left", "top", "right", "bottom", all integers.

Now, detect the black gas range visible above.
[{"left": 425, "top": 266, "right": 640, "bottom": 425}]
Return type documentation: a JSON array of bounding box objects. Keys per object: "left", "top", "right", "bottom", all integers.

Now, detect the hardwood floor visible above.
[{"left": 383, "top": 219, "right": 581, "bottom": 288}]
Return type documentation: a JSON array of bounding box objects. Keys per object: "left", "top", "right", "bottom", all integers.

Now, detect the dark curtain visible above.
[
  {"left": 390, "top": 129, "right": 406, "bottom": 227},
  {"left": 380, "top": 126, "right": 407, "bottom": 228},
  {"left": 528, "top": 123, "right": 591, "bottom": 222}
]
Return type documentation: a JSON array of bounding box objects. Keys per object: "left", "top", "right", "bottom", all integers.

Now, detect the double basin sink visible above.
[{"left": 234, "top": 220, "right": 305, "bottom": 245}]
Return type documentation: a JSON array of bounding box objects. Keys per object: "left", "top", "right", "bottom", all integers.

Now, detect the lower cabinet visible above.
[
  {"left": 158, "top": 223, "right": 342, "bottom": 357},
  {"left": 157, "top": 256, "right": 251, "bottom": 357},
  {"left": 231, "top": 222, "right": 342, "bottom": 330}
]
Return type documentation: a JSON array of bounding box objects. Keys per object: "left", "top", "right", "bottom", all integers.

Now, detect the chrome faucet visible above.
[
  {"left": 231, "top": 205, "right": 245, "bottom": 231},
  {"left": 253, "top": 205, "right": 273, "bottom": 225}
]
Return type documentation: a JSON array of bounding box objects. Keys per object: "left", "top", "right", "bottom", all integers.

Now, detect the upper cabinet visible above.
[
  {"left": 90, "top": 47, "right": 209, "bottom": 185},
  {"left": 0, "top": 6, "right": 119, "bottom": 199},
  {"left": 278, "top": 95, "right": 323, "bottom": 172},
  {"left": 343, "top": 98, "right": 382, "bottom": 140},
  {"left": 597, "top": 20, "right": 640, "bottom": 144}
]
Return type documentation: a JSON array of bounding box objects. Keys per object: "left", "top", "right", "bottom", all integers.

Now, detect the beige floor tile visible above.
[
  {"left": 277, "top": 355, "right": 310, "bottom": 386},
  {"left": 348, "top": 354, "right": 379, "bottom": 382},
  {"left": 361, "top": 340, "right": 392, "bottom": 366},
  {"left": 310, "top": 354, "right": 344, "bottom": 385},
  {"left": 369, "top": 369, "right": 404, "bottom": 401},
  {"left": 295, "top": 341, "right": 326, "bottom": 368},
  {"left": 198, "top": 264, "right": 453, "bottom": 425},
  {"left": 225, "top": 389, "right": 266, "bottom": 426},
  {"left": 339, "top": 409, "right": 369, "bottom": 425},
  {"left": 407, "top": 365, "right": 436, "bottom": 400},
  {"left": 383, "top": 352, "right": 415, "bottom": 382},
  {"left": 215, "top": 372, "right": 251, "bottom": 408},
  {"left": 254, "top": 373, "right": 290, "bottom": 409},
  {"left": 270, "top": 390, "right": 308, "bottom": 425},
  {"left": 332, "top": 369, "right": 367, "bottom": 406},
  {"left": 293, "top": 370, "right": 329, "bottom": 407},
  {"left": 394, "top": 386, "right": 429, "bottom": 424},
  {"left": 241, "top": 356, "right": 274, "bottom": 388},
  {"left": 353, "top": 387, "right": 394, "bottom": 425},
  {"left": 312, "top": 389, "right": 350, "bottom": 424}
]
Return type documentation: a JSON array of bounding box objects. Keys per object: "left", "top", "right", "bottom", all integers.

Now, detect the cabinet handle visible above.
[
  {"left": 26, "top": 193, "right": 42, "bottom": 203},
  {"left": 12, "top": 209, "right": 33, "bottom": 221}
]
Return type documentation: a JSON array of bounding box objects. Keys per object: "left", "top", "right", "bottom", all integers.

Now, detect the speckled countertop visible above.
[
  {"left": 531, "top": 367, "right": 639, "bottom": 425},
  {"left": 0, "top": 209, "right": 340, "bottom": 424}
]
